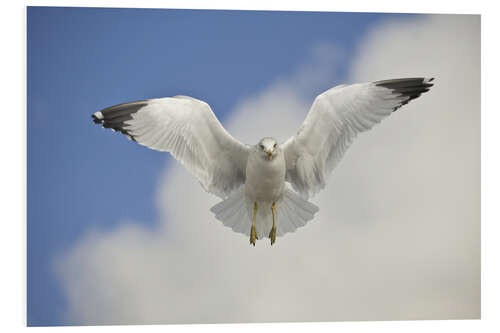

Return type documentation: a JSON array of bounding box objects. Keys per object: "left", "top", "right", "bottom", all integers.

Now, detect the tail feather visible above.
[
  {"left": 276, "top": 189, "right": 319, "bottom": 236},
  {"left": 210, "top": 187, "right": 319, "bottom": 239},
  {"left": 210, "top": 187, "right": 251, "bottom": 236}
]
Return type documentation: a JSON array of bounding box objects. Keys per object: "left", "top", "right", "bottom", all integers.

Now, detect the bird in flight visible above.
[{"left": 92, "top": 77, "right": 434, "bottom": 246}]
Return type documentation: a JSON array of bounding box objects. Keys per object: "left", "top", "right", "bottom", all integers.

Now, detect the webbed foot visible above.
[
  {"left": 250, "top": 224, "right": 258, "bottom": 246},
  {"left": 250, "top": 202, "right": 258, "bottom": 246},
  {"left": 270, "top": 202, "right": 277, "bottom": 245},
  {"left": 269, "top": 225, "right": 276, "bottom": 245}
]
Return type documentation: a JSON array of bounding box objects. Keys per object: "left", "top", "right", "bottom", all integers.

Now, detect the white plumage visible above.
[{"left": 92, "top": 77, "right": 434, "bottom": 245}]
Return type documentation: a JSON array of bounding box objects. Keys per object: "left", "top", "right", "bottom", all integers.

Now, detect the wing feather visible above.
[
  {"left": 282, "top": 77, "right": 434, "bottom": 199},
  {"left": 92, "top": 96, "right": 249, "bottom": 198}
]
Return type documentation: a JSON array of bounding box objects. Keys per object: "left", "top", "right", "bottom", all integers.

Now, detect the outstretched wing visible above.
[
  {"left": 282, "top": 77, "right": 434, "bottom": 199},
  {"left": 92, "top": 96, "right": 250, "bottom": 198}
]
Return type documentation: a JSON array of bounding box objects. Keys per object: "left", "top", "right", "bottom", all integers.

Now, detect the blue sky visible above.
[{"left": 26, "top": 7, "right": 419, "bottom": 326}]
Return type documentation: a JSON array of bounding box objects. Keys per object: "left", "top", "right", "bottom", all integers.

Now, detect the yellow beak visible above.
[{"left": 267, "top": 152, "right": 273, "bottom": 160}]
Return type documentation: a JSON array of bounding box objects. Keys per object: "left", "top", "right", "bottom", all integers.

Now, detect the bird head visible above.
[{"left": 257, "top": 137, "right": 279, "bottom": 161}]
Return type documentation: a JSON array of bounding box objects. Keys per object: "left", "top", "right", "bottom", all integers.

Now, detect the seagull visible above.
[{"left": 92, "top": 77, "right": 434, "bottom": 246}]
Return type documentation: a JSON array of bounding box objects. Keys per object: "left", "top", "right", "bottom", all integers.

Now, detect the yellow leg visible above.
[
  {"left": 269, "top": 202, "right": 277, "bottom": 245},
  {"left": 250, "top": 202, "right": 258, "bottom": 246}
]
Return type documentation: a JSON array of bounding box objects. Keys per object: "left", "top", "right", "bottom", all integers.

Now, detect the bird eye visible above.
[
  {"left": 273, "top": 143, "right": 277, "bottom": 148},
  {"left": 260, "top": 144, "right": 265, "bottom": 150}
]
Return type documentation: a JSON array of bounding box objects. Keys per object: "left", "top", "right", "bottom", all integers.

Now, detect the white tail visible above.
[
  {"left": 210, "top": 187, "right": 319, "bottom": 238},
  {"left": 210, "top": 187, "right": 251, "bottom": 235},
  {"left": 275, "top": 189, "right": 319, "bottom": 237}
]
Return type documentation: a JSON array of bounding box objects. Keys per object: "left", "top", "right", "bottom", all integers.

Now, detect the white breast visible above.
[{"left": 244, "top": 149, "right": 286, "bottom": 203}]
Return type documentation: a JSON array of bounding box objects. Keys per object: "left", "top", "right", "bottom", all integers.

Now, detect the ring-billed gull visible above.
[{"left": 92, "top": 77, "right": 434, "bottom": 246}]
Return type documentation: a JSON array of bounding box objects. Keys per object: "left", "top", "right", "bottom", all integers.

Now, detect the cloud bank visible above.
[{"left": 55, "top": 14, "right": 480, "bottom": 324}]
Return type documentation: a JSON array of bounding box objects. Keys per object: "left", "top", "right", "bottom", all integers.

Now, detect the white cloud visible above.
[{"left": 55, "top": 14, "right": 480, "bottom": 325}]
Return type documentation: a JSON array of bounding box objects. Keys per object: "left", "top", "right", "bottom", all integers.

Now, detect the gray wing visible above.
[
  {"left": 282, "top": 77, "right": 434, "bottom": 199},
  {"left": 92, "top": 96, "right": 250, "bottom": 199}
]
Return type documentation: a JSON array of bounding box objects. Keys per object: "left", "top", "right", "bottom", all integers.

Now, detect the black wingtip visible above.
[
  {"left": 91, "top": 100, "right": 148, "bottom": 139},
  {"left": 91, "top": 114, "right": 102, "bottom": 124},
  {"left": 374, "top": 77, "right": 435, "bottom": 112}
]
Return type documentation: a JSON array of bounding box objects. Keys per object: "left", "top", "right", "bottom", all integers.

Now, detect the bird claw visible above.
[
  {"left": 269, "top": 225, "right": 276, "bottom": 245},
  {"left": 270, "top": 202, "right": 277, "bottom": 245},
  {"left": 250, "top": 225, "right": 258, "bottom": 246}
]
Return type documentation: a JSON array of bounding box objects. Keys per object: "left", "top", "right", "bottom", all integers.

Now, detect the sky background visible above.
[{"left": 27, "top": 7, "right": 480, "bottom": 326}]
